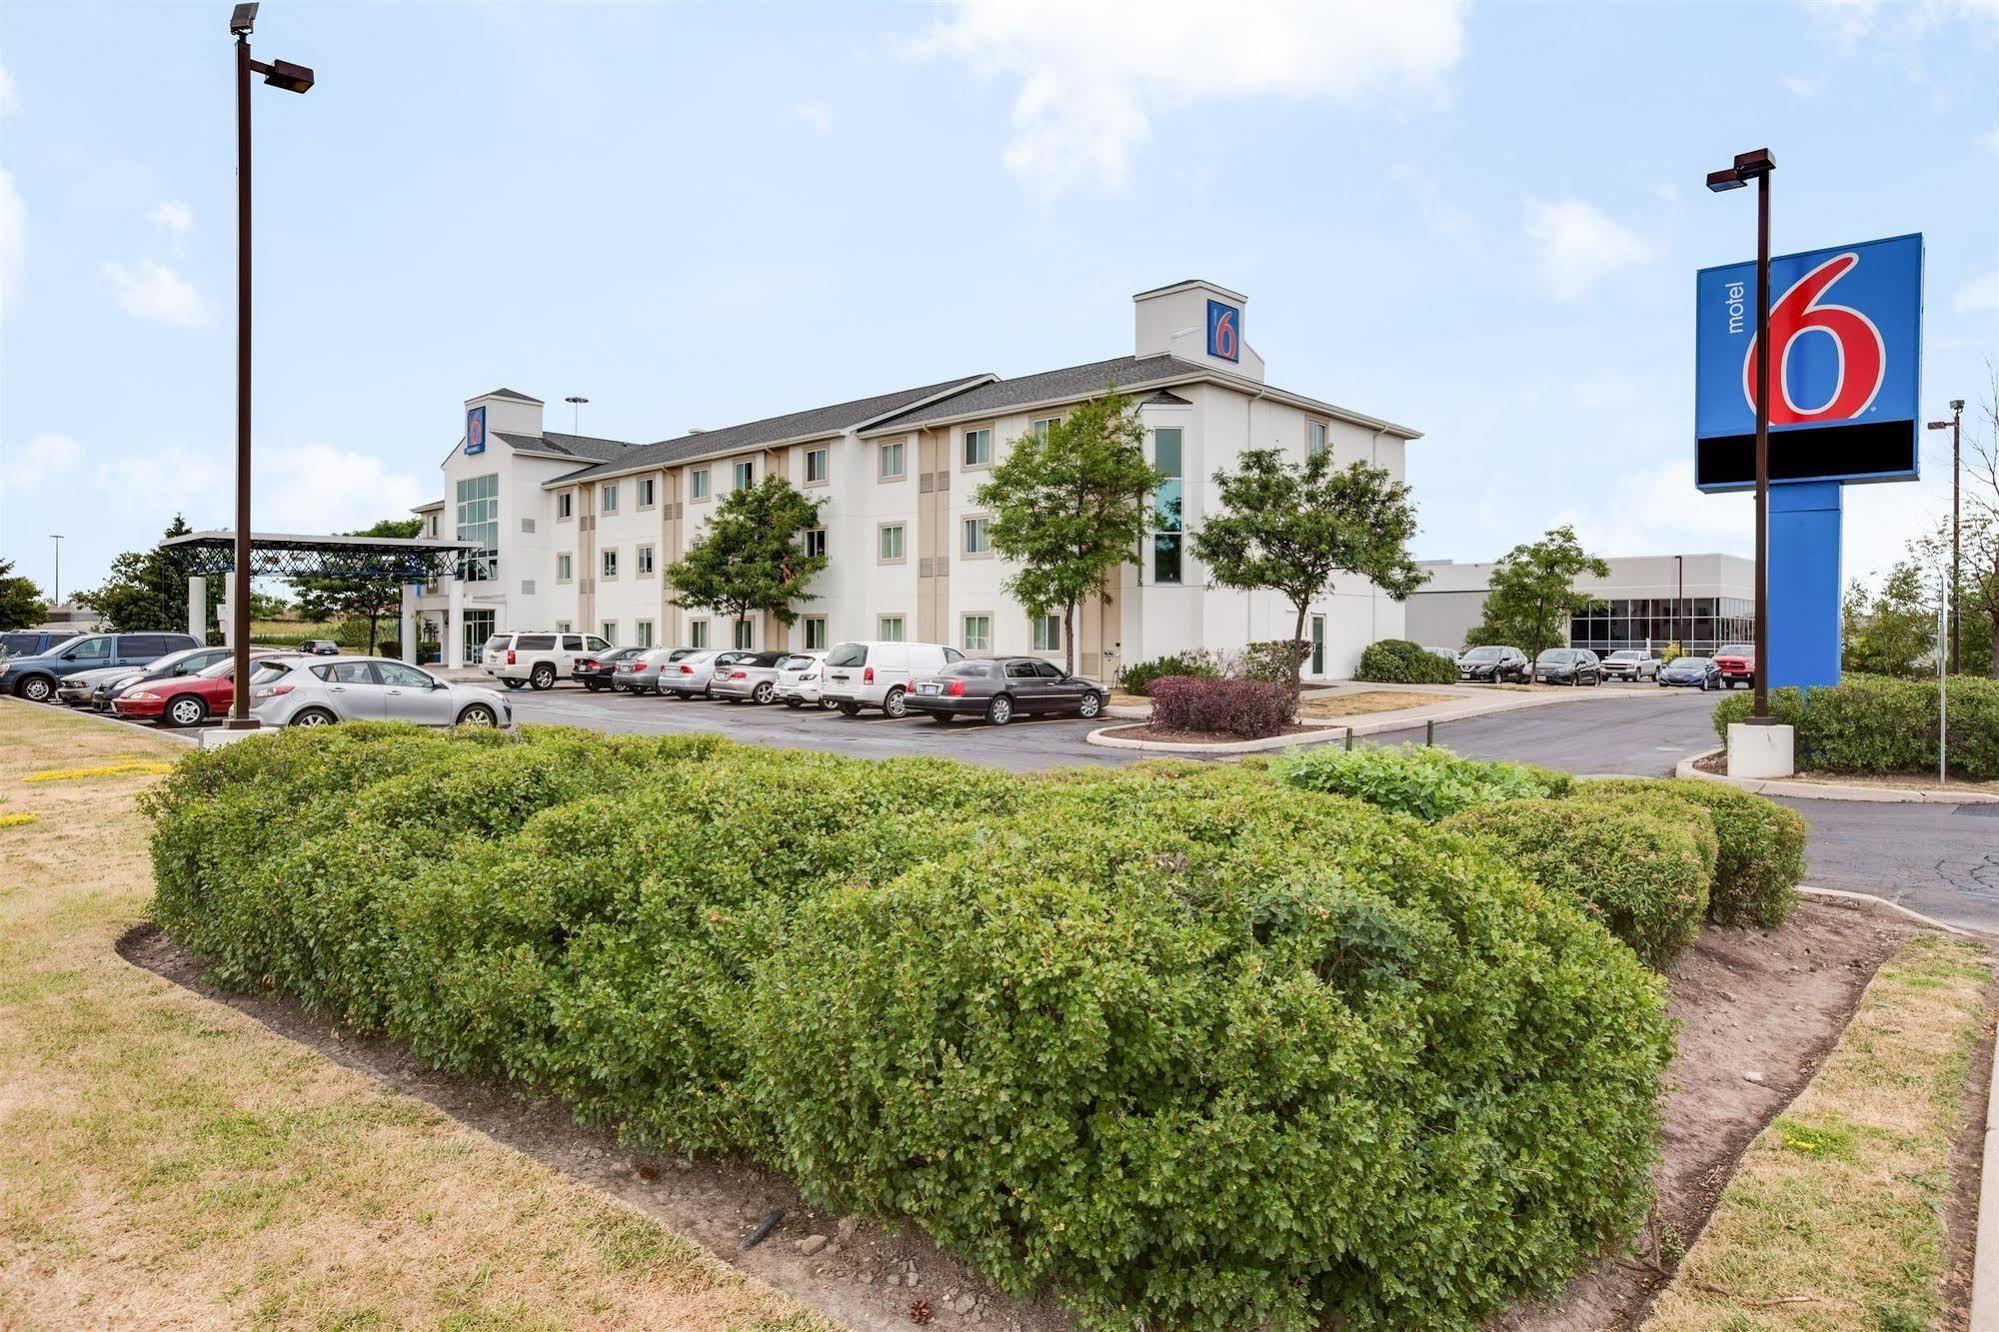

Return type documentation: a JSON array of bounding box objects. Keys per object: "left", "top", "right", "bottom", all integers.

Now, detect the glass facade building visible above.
[{"left": 1568, "top": 596, "right": 1754, "bottom": 657}]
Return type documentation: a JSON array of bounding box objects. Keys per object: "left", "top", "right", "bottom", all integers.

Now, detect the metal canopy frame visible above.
[{"left": 159, "top": 530, "right": 475, "bottom": 582}]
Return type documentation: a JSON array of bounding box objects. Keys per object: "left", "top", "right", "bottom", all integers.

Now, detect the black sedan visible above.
[
  {"left": 907, "top": 657, "right": 1109, "bottom": 726},
  {"left": 1657, "top": 656, "right": 1721, "bottom": 690},
  {"left": 1533, "top": 648, "right": 1602, "bottom": 686},
  {"left": 572, "top": 646, "right": 644, "bottom": 691}
]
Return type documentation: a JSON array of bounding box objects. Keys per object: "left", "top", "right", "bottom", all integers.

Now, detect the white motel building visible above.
[{"left": 410, "top": 280, "right": 1420, "bottom": 680}]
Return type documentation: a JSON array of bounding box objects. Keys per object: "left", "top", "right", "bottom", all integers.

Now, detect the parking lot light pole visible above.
[
  {"left": 1927, "top": 398, "right": 1965, "bottom": 674},
  {"left": 227, "top": 2, "right": 314, "bottom": 727},
  {"left": 1706, "top": 147, "right": 1776, "bottom": 720}
]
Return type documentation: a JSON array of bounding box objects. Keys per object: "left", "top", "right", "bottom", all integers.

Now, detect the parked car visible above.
[
  {"left": 1456, "top": 644, "right": 1530, "bottom": 684},
  {"left": 821, "top": 640, "right": 966, "bottom": 717},
  {"left": 479, "top": 630, "right": 614, "bottom": 690},
  {"left": 1, "top": 631, "right": 201, "bottom": 704},
  {"left": 659, "top": 649, "right": 730, "bottom": 699},
  {"left": 1601, "top": 649, "right": 1661, "bottom": 681},
  {"left": 614, "top": 646, "right": 695, "bottom": 694},
  {"left": 573, "top": 646, "right": 644, "bottom": 691},
  {"left": 57, "top": 645, "right": 232, "bottom": 707},
  {"left": 907, "top": 657, "right": 1109, "bottom": 726},
  {"left": 1423, "top": 646, "right": 1461, "bottom": 664},
  {"left": 1, "top": 631, "right": 66, "bottom": 660},
  {"left": 112, "top": 651, "right": 305, "bottom": 727},
  {"left": 1658, "top": 655, "right": 1721, "bottom": 690},
  {"left": 249, "top": 655, "right": 512, "bottom": 727},
  {"left": 1533, "top": 647, "right": 1603, "bottom": 686},
  {"left": 1714, "top": 642, "right": 1756, "bottom": 689},
  {"left": 774, "top": 651, "right": 829, "bottom": 709},
  {"left": 301, "top": 639, "right": 340, "bottom": 655},
  {"left": 709, "top": 651, "right": 792, "bottom": 704}
]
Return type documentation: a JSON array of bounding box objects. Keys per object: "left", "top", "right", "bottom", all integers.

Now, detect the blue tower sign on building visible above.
[{"left": 1694, "top": 233, "right": 1924, "bottom": 688}]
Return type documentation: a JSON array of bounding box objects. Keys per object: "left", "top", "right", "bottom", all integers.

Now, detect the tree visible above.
[
  {"left": 1190, "top": 449, "right": 1425, "bottom": 692},
  {"left": 292, "top": 517, "right": 424, "bottom": 654},
  {"left": 664, "top": 475, "right": 827, "bottom": 639},
  {"left": 971, "top": 389, "right": 1161, "bottom": 674},
  {"left": 248, "top": 589, "right": 293, "bottom": 621},
  {"left": 0, "top": 559, "right": 48, "bottom": 630},
  {"left": 78, "top": 515, "right": 218, "bottom": 634},
  {"left": 1467, "top": 526, "right": 1611, "bottom": 658},
  {"left": 1841, "top": 560, "right": 1934, "bottom": 676}
]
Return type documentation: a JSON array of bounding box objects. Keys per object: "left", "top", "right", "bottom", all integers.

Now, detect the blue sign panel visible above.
[
  {"left": 465, "top": 405, "right": 487, "bottom": 456},
  {"left": 1206, "top": 299, "right": 1241, "bottom": 363},
  {"left": 1694, "top": 232, "right": 1922, "bottom": 491}
]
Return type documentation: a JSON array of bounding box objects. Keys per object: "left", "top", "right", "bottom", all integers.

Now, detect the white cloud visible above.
[
  {"left": 103, "top": 260, "right": 208, "bottom": 328},
  {"left": 1648, "top": 180, "right": 1683, "bottom": 209},
  {"left": 148, "top": 200, "right": 193, "bottom": 235},
  {"left": 91, "top": 442, "right": 428, "bottom": 533},
  {"left": 3, "top": 433, "right": 83, "bottom": 495},
  {"left": 1954, "top": 264, "right": 1999, "bottom": 313},
  {"left": 912, "top": 0, "right": 1468, "bottom": 199},
  {"left": 0, "top": 62, "right": 16, "bottom": 117},
  {"left": 1783, "top": 75, "right": 1818, "bottom": 98},
  {"left": 1522, "top": 198, "right": 1653, "bottom": 301},
  {"left": 794, "top": 101, "right": 834, "bottom": 136},
  {"left": 0, "top": 167, "right": 21, "bottom": 322}
]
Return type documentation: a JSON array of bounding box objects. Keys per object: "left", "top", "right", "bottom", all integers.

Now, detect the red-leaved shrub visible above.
[{"left": 1147, "top": 675, "right": 1296, "bottom": 739}]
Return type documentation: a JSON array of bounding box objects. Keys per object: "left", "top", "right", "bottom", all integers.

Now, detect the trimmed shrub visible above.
[
  {"left": 1442, "top": 799, "right": 1712, "bottom": 968},
  {"left": 1355, "top": 638, "right": 1458, "bottom": 685},
  {"left": 1241, "top": 638, "right": 1310, "bottom": 684},
  {"left": 1116, "top": 650, "right": 1220, "bottom": 696},
  {"left": 1274, "top": 742, "right": 1571, "bottom": 821},
  {"left": 1146, "top": 674, "right": 1295, "bottom": 738},
  {"left": 1712, "top": 675, "right": 1999, "bottom": 781},
  {"left": 1571, "top": 777, "right": 1805, "bottom": 927}
]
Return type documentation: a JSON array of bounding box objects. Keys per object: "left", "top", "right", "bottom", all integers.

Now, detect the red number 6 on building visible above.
[
  {"left": 1742, "top": 251, "right": 1885, "bottom": 426},
  {"left": 1212, "top": 308, "right": 1236, "bottom": 359}
]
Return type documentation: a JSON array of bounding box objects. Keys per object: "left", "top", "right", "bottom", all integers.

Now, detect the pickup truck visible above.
[{"left": 1713, "top": 643, "right": 1755, "bottom": 689}]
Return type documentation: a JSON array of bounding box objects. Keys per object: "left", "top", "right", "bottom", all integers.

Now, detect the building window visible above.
[
  {"left": 601, "top": 482, "right": 619, "bottom": 514},
  {"left": 426, "top": 513, "right": 439, "bottom": 537},
  {"left": 963, "top": 516, "right": 991, "bottom": 556},
  {"left": 558, "top": 490, "right": 574, "bottom": 520},
  {"left": 803, "top": 616, "right": 827, "bottom": 650},
  {"left": 878, "top": 523, "right": 905, "bottom": 562},
  {"left": 733, "top": 460, "right": 753, "bottom": 491},
  {"left": 556, "top": 620, "right": 572, "bottom": 633},
  {"left": 878, "top": 615, "right": 905, "bottom": 642},
  {"left": 805, "top": 447, "right": 829, "bottom": 484},
  {"left": 690, "top": 620, "right": 709, "bottom": 649},
  {"left": 962, "top": 614, "right": 992, "bottom": 653},
  {"left": 456, "top": 473, "right": 499, "bottom": 581},
  {"left": 556, "top": 552, "right": 574, "bottom": 583},
  {"left": 879, "top": 440, "right": 906, "bottom": 480},
  {"left": 1152, "top": 427, "right": 1183, "bottom": 584},
  {"left": 601, "top": 548, "right": 618, "bottom": 579},
  {"left": 1307, "top": 421, "right": 1328, "bottom": 459},
  {"left": 1032, "top": 613, "right": 1061, "bottom": 651},
  {"left": 638, "top": 476, "right": 656, "bottom": 508},
  {"left": 636, "top": 619, "right": 654, "bottom": 648},
  {"left": 636, "top": 544, "right": 655, "bottom": 575},
  {"left": 803, "top": 527, "right": 827, "bottom": 560},
  {"left": 733, "top": 619, "right": 754, "bottom": 649},
  {"left": 1032, "top": 417, "right": 1059, "bottom": 441},
  {"left": 601, "top": 620, "right": 617, "bottom": 643},
  {"left": 962, "top": 427, "right": 992, "bottom": 467},
  {"left": 691, "top": 467, "right": 712, "bottom": 500}
]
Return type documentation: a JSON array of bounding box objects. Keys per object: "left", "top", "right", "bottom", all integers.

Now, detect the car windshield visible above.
[
  {"left": 825, "top": 643, "right": 868, "bottom": 668},
  {"left": 1463, "top": 647, "right": 1504, "bottom": 661},
  {"left": 1676, "top": 657, "right": 1713, "bottom": 668},
  {"left": 776, "top": 655, "right": 814, "bottom": 670},
  {"left": 482, "top": 636, "right": 507, "bottom": 652},
  {"left": 197, "top": 658, "right": 237, "bottom": 679},
  {"left": 1536, "top": 650, "right": 1572, "bottom": 664},
  {"left": 246, "top": 661, "right": 294, "bottom": 685},
  {"left": 1608, "top": 651, "right": 1641, "bottom": 661},
  {"left": 1718, "top": 644, "right": 1753, "bottom": 656}
]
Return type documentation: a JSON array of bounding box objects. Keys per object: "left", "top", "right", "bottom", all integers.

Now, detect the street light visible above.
[
  {"left": 1928, "top": 397, "right": 1966, "bottom": 673},
  {"left": 565, "top": 395, "right": 590, "bottom": 433},
  {"left": 49, "top": 535, "right": 62, "bottom": 608},
  {"left": 226, "top": 2, "right": 314, "bottom": 728},
  {"left": 1707, "top": 147, "right": 1776, "bottom": 720}
]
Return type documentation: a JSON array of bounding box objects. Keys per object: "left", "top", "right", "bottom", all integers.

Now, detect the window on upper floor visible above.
[
  {"left": 1307, "top": 421, "right": 1328, "bottom": 460},
  {"left": 638, "top": 476, "right": 656, "bottom": 508},
  {"left": 805, "top": 447, "right": 829, "bottom": 484},
  {"left": 733, "top": 460, "right": 753, "bottom": 491},
  {"left": 879, "top": 440, "right": 905, "bottom": 480},
  {"left": 601, "top": 548, "right": 618, "bottom": 579},
  {"left": 556, "top": 552, "right": 574, "bottom": 583},
  {"left": 636, "top": 544, "right": 656, "bottom": 575},
  {"left": 963, "top": 516, "right": 991, "bottom": 556},
  {"left": 1152, "top": 428, "right": 1183, "bottom": 585},
  {"left": 1032, "top": 417, "right": 1059, "bottom": 442},
  {"left": 877, "top": 615, "right": 905, "bottom": 642},
  {"left": 690, "top": 467, "right": 711, "bottom": 500},
  {"left": 558, "top": 491, "right": 574, "bottom": 520},
  {"left": 689, "top": 620, "right": 709, "bottom": 649},
  {"left": 962, "top": 427, "right": 992, "bottom": 467},
  {"left": 803, "top": 528, "right": 827, "bottom": 561},
  {"left": 601, "top": 482, "right": 619, "bottom": 514},
  {"left": 1032, "top": 613, "right": 1061, "bottom": 651}
]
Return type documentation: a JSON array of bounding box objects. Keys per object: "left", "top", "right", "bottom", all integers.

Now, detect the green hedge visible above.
[
  {"left": 1712, "top": 675, "right": 1999, "bottom": 781},
  {"left": 1441, "top": 799, "right": 1713, "bottom": 969},
  {"left": 1116, "top": 650, "right": 1221, "bottom": 696},
  {"left": 1273, "top": 742, "right": 1572, "bottom": 821},
  {"left": 1355, "top": 638, "right": 1459, "bottom": 685},
  {"left": 1570, "top": 777, "right": 1804, "bottom": 927},
  {"left": 147, "top": 728, "right": 1672, "bottom": 1332}
]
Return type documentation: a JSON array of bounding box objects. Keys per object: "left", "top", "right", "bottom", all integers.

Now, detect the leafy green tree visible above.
[
  {"left": 1467, "top": 525, "right": 1610, "bottom": 658},
  {"left": 1190, "top": 449, "right": 1425, "bottom": 692},
  {"left": 248, "top": 589, "right": 293, "bottom": 621},
  {"left": 664, "top": 475, "right": 827, "bottom": 640},
  {"left": 971, "top": 389, "right": 1160, "bottom": 674},
  {"left": 292, "top": 517, "right": 424, "bottom": 654},
  {"left": 78, "top": 515, "right": 218, "bottom": 634},
  {"left": 1842, "top": 560, "right": 1934, "bottom": 677},
  {"left": 0, "top": 559, "right": 48, "bottom": 630}
]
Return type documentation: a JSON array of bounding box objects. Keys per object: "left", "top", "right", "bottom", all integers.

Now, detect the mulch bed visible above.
[{"left": 1098, "top": 721, "right": 1330, "bottom": 745}]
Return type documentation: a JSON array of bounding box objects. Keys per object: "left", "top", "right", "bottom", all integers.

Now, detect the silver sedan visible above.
[{"left": 249, "top": 656, "right": 512, "bottom": 728}]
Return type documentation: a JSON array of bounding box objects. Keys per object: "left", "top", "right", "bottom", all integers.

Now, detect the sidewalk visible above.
[
  {"left": 1675, "top": 749, "right": 1999, "bottom": 804},
  {"left": 1106, "top": 680, "right": 1667, "bottom": 731}
]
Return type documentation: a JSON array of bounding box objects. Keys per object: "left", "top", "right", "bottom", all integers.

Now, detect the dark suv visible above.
[
  {"left": 1457, "top": 645, "right": 1530, "bottom": 683},
  {"left": 0, "top": 632, "right": 201, "bottom": 703}
]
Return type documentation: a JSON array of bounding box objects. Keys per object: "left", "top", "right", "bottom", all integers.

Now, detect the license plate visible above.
[{"left": 918, "top": 683, "right": 940, "bottom": 695}]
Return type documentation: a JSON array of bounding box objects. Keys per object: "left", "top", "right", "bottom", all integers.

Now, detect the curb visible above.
[
  {"left": 1975, "top": 1018, "right": 1999, "bottom": 1332},
  {"left": 1084, "top": 722, "right": 1354, "bottom": 755},
  {"left": 1674, "top": 748, "right": 1999, "bottom": 804},
  {"left": 1794, "top": 885, "right": 1983, "bottom": 938}
]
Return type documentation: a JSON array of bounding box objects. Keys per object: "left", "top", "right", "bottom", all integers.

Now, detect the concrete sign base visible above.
[{"left": 1726, "top": 722, "right": 1796, "bottom": 779}]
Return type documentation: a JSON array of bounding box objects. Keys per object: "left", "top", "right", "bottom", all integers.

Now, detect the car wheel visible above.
[
  {"left": 931, "top": 712, "right": 955, "bottom": 725},
  {"left": 456, "top": 703, "right": 498, "bottom": 727},
  {"left": 163, "top": 695, "right": 208, "bottom": 728},
  {"left": 838, "top": 701, "right": 862, "bottom": 717},
  {"left": 987, "top": 694, "right": 1014, "bottom": 726},
  {"left": 752, "top": 681, "right": 775, "bottom": 704},
  {"left": 584, "top": 680, "right": 603, "bottom": 692},
  {"left": 17, "top": 675, "right": 54, "bottom": 703},
  {"left": 784, "top": 698, "right": 802, "bottom": 710},
  {"left": 529, "top": 664, "right": 556, "bottom": 690},
  {"left": 1078, "top": 691, "right": 1103, "bottom": 719},
  {"left": 290, "top": 707, "right": 337, "bottom": 728},
  {"left": 883, "top": 687, "right": 907, "bottom": 719},
  {"left": 503, "top": 679, "right": 525, "bottom": 690}
]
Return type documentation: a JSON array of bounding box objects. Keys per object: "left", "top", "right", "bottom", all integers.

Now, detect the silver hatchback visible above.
[{"left": 250, "top": 656, "right": 512, "bottom": 728}]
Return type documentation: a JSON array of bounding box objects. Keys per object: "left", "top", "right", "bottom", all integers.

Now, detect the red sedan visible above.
[{"left": 113, "top": 652, "right": 303, "bottom": 727}]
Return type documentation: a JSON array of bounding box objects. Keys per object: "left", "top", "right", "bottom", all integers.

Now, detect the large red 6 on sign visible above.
[{"left": 1742, "top": 252, "right": 1885, "bottom": 426}]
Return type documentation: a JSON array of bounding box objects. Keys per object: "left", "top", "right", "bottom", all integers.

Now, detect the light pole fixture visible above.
[
  {"left": 49, "top": 534, "right": 63, "bottom": 608},
  {"left": 1928, "top": 397, "right": 1966, "bottom": 674},
  {"left": 1706, "top": 147, "right": 1776, "bottom": 719},
  {"left": 565, "top": 395, "right": 589, "bottom": 433},
  {"left": 227, "top": 1, "right": 314, "bottom": 728}
]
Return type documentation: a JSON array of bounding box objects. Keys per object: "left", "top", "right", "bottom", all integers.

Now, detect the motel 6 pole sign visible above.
[{"left": 1695, "top": 233, "right": 1924, "bottom": 688}]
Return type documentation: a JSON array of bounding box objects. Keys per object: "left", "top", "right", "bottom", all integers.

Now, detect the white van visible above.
[{"left": 820, "top": 640, "right": 965, "bottom": 717}]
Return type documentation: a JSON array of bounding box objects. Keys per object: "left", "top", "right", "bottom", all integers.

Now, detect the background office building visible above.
[
  {"left": 1404, "top": 553, "right": 1756, "bottom": 657},
  {"left": 410, "top": 280, "right": 1421, "bottom": 679}
]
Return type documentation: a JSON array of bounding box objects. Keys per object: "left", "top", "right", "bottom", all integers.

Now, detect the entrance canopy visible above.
[{"left": 159, "top": 530, "right": 476, "bottom": 582}]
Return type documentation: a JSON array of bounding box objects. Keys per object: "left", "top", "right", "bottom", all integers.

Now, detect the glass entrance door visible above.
[{"left": 462, "top": 609, "right": 495, "bottom": 667}]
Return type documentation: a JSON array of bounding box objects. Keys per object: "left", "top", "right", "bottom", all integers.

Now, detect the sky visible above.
[{"left": 1, "top": 0, "right": 1995, "bottom": 601}]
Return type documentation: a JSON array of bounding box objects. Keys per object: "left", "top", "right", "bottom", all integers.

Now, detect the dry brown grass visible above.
[
  {"left": 1641, "top": 932, "right": 1995, "bottom": 1332},
  {"left": 1296, "top": 690, "right": 1444, "bottom": 719},
  {"left": 0, "top": 701, "right": 829, "bottom": 1331}
]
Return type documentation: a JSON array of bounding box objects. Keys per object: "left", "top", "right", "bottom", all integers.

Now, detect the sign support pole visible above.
[{"left": 1752, "top": 168, "right": 1771, "bottom": 721}]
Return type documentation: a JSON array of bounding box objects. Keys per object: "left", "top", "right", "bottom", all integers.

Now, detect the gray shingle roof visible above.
[
  {"left": 548, "top": 374, "right": 993, "bottom": 483},
  {"left": 495, "top": 431, "right": 639, "bottom": 462}
]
